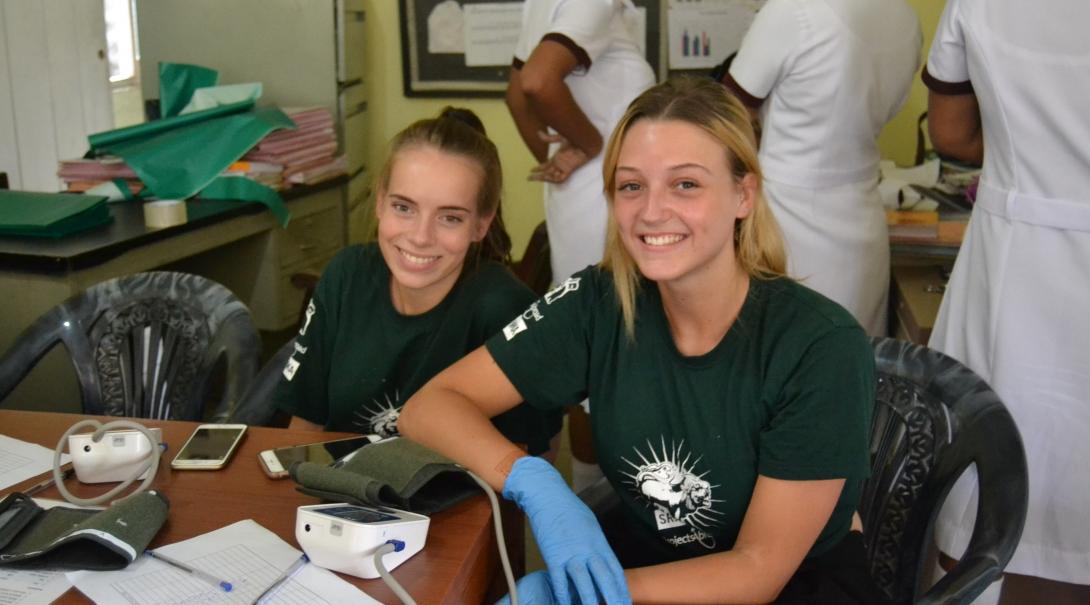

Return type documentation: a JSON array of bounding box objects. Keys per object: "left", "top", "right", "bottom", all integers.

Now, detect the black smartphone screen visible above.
[
  {"left": 272, "top": 437, "right": 373, "bottom": 467},
  {"left": 176, "top": 427, "right": 245, "bottom": 461}
]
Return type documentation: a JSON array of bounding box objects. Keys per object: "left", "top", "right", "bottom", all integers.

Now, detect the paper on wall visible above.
[{"left": 463, "top": 3, "right": 523, "bottom": 66}]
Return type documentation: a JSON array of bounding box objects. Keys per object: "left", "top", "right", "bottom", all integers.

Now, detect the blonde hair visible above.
[{"left": 601, "top": 77, "right": 787, "bottom": 336}]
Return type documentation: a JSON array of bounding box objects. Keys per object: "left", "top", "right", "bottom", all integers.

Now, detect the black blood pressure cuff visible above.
[
  {"left": 289, "top": 437, "right": 478, "bottom": 515},
  {"left": 0, "top": 490, "right": 168, "bottom": 570}
]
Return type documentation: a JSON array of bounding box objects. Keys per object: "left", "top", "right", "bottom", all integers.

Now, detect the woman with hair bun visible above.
[{"left": 273, "top": 107, "right": 561, "bottom": 456}]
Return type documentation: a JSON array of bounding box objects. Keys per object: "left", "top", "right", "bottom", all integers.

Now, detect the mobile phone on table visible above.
[
  {"left": 258, "top": 435, "right": 379, "bottom": 479},
  {"left": 170, "top": 424, "right": 247, "bottom": 470}
]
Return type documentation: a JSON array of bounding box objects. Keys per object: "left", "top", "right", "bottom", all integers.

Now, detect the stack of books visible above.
[
  {"left": 886, "top": 210, "right": 940, "bottom": 240},
  {"left": 58, "top": 158, "right": 144, "bottom": 195},
  {"left": 242, "top": 107, "right": 346, "bottom": 188}
]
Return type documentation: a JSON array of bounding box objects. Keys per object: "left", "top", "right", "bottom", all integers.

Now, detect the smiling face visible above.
[
  {"left": 611, "top": 118, "right": 755, "bottom": 288},
  {"left": 376, "top": 145, "right": 492, "bottom": 314}
]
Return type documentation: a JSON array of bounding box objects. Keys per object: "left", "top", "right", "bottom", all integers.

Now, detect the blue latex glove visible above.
[
  {"left": 503, "top": 456, "right": 630, "bottom": 605},
  {"left": 495, "top": 571, "right": 558, "bottom": 605}
]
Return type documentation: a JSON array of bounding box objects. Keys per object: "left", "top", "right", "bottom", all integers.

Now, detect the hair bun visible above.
[{"left": 439, "top": 106, "right": 487, "bottom": 136}]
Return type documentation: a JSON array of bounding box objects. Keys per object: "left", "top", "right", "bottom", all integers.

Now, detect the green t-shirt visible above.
[
  {"left": 487, "top": 268, "right": 874, "bottom": 562},
  {"left": 274, "top": 243, "right": 561, "bottom": 455}
]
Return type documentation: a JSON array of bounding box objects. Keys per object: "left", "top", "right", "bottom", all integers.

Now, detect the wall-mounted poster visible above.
[
  {"left": 400, "top": 0, "right": 663, "bottom": 97},
  {"left": 667, "top": 0, "right": 764, "bottom": 70}
]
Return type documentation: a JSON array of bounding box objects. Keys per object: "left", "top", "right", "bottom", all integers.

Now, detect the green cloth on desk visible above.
[
  {"left": 93, "top": 107, "right": 294, "bottom": 202},
  {"left": 159, "top": 62, "right": 219, "bottom": 118},
  {"left": 86, "top": 101, "right": 255, "bottom": 153},
  {"left": 199, "top": 176, "right": 291, "bottom": 228},
  {"left": 0, "top": 191, "right": 111, "bottom": 238},
  {"left": 291, "top": 438, "right": 479, "bottom": 515}
]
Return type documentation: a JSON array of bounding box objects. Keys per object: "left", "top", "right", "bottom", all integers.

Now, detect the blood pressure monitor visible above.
[{"left": 295, "top": 503, "right": 429, "bottom": 579}]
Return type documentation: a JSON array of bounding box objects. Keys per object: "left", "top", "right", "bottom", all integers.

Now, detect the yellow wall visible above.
[
  {"left": 366, "top": 0, "right": 946, "bottom": 255},
  {"left": 364, "top": 2, "right": 544, "bottom": 259},
  {"left": 878, "top": 0, "right": 946, "bottom": 165}
]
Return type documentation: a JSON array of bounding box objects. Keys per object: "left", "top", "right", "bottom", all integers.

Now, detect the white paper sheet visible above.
[
  {"left": 0, "top": 568, "right": 71, "bottom": 605},
  {"left": 0, "top": 434, "right": 70, "bottom": 492},
  {"left": 66, "top": 520, "right": 378, "bottom": 605},
  {"left": 463, "top": 3, "right": 523, "bottom": 67}
]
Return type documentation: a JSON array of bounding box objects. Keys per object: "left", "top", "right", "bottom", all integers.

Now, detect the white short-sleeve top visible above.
[
  {"left": 728, "top": 0, "right": 921, "bottom": 188},
  {"left": 924, "top": 0, "right": 1090, "bottom": 202},
  {"left": 513, "top": 0, "right": 654, "bottom": 140}
]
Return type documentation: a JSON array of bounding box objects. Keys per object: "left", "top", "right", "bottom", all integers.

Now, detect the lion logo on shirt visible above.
[
  {"left": 354, "top": 390, "right": 401, "bottom": 438},
  {"left": 620, "top": 438, "right": 723, "bottom": 550}
]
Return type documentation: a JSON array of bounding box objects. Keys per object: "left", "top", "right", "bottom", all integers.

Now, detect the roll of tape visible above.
[{"left": 143, "top": 200, "right": 187, "bottom": 229}]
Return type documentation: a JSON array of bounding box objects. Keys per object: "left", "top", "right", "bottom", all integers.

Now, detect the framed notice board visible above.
[{"left": 400, "top": 0, "right": 664, "bottom": 98}]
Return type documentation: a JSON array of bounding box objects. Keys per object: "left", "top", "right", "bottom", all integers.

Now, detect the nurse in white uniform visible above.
[
  {"left": 507, "top": 0, "right": 655, "bottom": 283},
  {"left": 722, "top": 0, "right": 921, "bottom": 335},
  {"left": 925, "top": 0, "right": 1090, "bottom": 602}
]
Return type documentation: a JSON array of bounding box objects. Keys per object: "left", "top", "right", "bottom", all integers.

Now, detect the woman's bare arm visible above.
[
  {"left": 398, "top": 346, "right": 528, "bottom": 491},
  {"left": 626, "top": 476, "right": 846, "bottom": 604}
]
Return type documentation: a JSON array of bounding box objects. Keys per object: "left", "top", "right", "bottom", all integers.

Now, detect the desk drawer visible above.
[{"left": 279, "top": 205, "right": 342, "bottom": 270}]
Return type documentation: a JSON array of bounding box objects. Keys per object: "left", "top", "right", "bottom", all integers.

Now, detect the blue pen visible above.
[
  {"left": 146, "top": 549, "right": 233, "bottom": 592},
  {"left": 252, "top": 553, "right": 308, "bottom": 605}
]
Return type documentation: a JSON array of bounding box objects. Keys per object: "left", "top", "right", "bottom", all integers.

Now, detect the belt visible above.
[{"left": 976, "top": 181, "right": 1090, "bottom": 232}]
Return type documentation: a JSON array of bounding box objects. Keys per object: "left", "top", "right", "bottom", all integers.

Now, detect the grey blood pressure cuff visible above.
[
  {"left": 290, "top": 437, "right": 478, "bottom": 515},
  {"left": 0, "top": 490, "right": 168, "bottom": 570}
]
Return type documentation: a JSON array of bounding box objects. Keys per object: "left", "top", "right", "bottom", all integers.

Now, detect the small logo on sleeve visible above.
[
  {"left": 282, "top": 357, "right": 301, "bottom": 381},
  {"left": 503, "top": 316, "right": 528, "bottom": 341}
]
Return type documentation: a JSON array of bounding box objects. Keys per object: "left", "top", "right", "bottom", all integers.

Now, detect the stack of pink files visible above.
[
  {"left": 58, "top": 158, "right": 144, "bottom": 194},
  {"left": 243, "top": 107, "right": 346, "bottom": 187}
]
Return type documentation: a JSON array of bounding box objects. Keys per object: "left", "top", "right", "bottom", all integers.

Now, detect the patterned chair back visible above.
[
  {"left": 0, "top": 272, "right": 260, "bottom": 421},
  {"left": 863, "top": 337, "right": 1028, "bottom": 605}
]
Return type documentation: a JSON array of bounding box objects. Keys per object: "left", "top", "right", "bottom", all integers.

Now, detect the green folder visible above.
[{"left": 0, "top": 191, "right": 112, "bottom": 238}]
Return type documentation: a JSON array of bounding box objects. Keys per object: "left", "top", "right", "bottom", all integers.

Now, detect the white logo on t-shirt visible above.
[
  {"left": 282, "top": 357, "right": 301, "bottom": 381},
  {"left": 299, "top": 299, "right": 317, "bottom": 336},
  {"left": 502, "top": 278, "right": 582, "bottom": 341},
  {"left": 503, "top": 316, "right": 528, "bottom": 341},
  {"left": 355, "top": 390, "right": 401, "bottom": 438},
  {"left": 620, "top": 437, "right": 722, "bottom": 550},
  {"left": 544, "top": 277, "right": 581, "bottom": 304}
]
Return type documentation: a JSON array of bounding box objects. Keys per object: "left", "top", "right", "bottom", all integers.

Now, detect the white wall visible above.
[{"left": 0, "top": 0, "right": 113, "bottom": 191}]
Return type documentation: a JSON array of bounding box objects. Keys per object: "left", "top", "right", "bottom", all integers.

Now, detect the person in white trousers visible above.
[
  {"left": 924, "top": 0, "right": 1090, "bottom": 603},
  {"left": 507, "top": 0, "right": 654, "bottom": 492}
]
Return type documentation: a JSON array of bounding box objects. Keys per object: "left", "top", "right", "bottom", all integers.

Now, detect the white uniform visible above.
[
  {"left": 728, "top": 0, "right": 921, "bottom": 335},
  {"left": 925, "top": 0, "right": 1090, "bottom": 583},
  {"left": 513, "top": 0, "right": 654, "bottom": 282}
]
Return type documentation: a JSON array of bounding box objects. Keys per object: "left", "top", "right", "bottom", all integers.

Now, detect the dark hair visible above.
[{"left": 376, "top": 106, "right": 512, "bottom": 264}]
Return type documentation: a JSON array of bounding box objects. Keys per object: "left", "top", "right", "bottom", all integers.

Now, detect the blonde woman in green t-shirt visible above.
[{"left": 400, "top": 79, "right": 878, "bottom": 604}]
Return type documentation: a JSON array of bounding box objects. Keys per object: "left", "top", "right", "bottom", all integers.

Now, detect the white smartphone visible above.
[
  {"left": 170, "top": 424, "right": 247, "bottom": 470},
  {"left": 258, "top": 435, "right": 379, "bottom": 479}
]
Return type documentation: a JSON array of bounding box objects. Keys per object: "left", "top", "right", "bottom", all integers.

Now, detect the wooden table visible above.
[{"left": 0, "top": 410, "right": 501, "bottom": 604}]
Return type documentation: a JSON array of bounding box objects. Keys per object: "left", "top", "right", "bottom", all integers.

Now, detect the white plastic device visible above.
[
  {"left": 68, "top": 428, "right": 163, "bottom": 484},
  {"left": 295, "top": 503, "right": 429, "bottom": 579}
]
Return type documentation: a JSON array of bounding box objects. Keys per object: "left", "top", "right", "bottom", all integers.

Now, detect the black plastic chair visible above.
[
  {"left": 0, "top": 271, "right": 260, "bottom": 421},
  {"left": 229, "top": 336, "right": 296, "bottom": 427},
  {"left": 862, "top": 337, "right": 1028, "bottom": 605}
]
